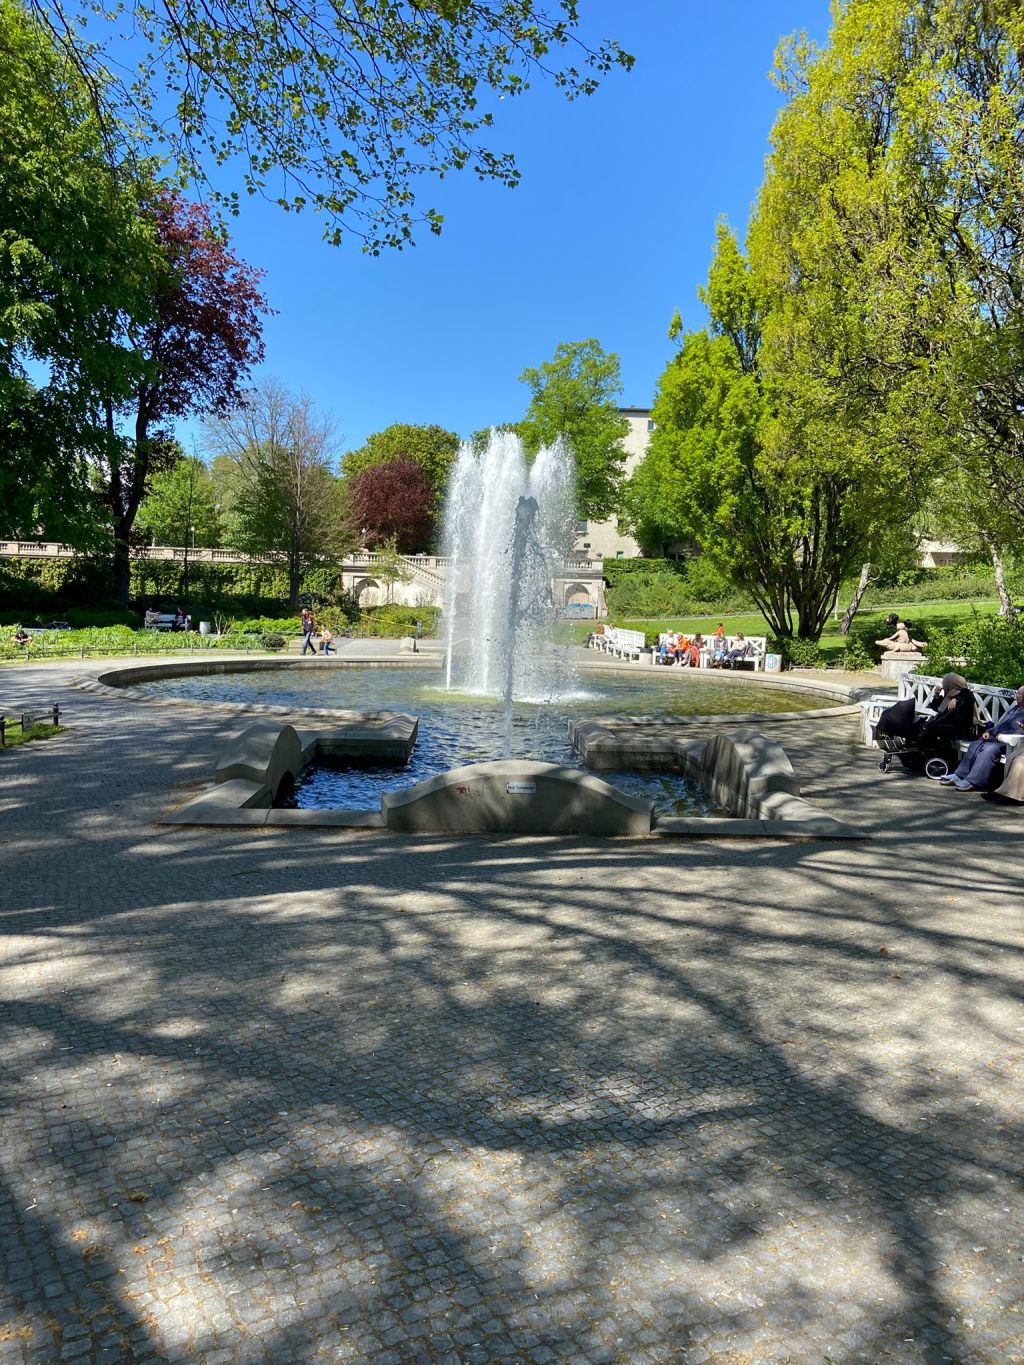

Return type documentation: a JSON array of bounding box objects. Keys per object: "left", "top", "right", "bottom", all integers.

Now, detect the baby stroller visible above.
[
  {"left": 875, "top": 729, "right": 953, "bottom": 780},
  {"left": 874, "top": 695, "right": 964, "bottom": 780}
]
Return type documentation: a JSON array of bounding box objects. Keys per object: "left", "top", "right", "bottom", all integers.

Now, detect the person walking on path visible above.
[
  {"left": 319, "top": 626, "right": 334, "bottom": 656},
  {"left": 301, "top": 608, "right": 318, "bottom": 656}
]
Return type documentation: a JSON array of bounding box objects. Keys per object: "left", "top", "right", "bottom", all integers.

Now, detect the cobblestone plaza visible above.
[{"left": 1, "top": 660, "right": 1022, "bottom": 1363}]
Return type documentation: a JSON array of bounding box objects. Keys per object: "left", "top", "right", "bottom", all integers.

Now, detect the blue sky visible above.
[{"left": 201, "top": 1, "right": 833, "bottom": 454}]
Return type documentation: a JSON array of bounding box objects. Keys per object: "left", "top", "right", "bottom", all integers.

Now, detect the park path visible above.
[{"left": 0, "top": 659, "right": 1022, "bottom": 1364}]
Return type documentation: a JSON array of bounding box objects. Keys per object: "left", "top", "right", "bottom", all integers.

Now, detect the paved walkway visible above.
[{"left": 1, "top": 660, "right": 1022, "bottom": 1364}]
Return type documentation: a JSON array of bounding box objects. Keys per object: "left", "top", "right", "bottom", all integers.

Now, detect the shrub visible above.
[
  {"left": 680, "top": 555, "right": 740, "bottom": 605},
  {"left": 772, "top": 636, "right": 823, "bottom": 669},
  {"left": 602, "top": 557, "right": 687, "bottom": 587},
  {"left": 234, "top": 616, "right": 304, "bottom": 635},
  {"left": 259, "top": 633, "right": 286, "bottom": 651},
  {"left": 299, "top": 566, "right": 344, "bottom": 604},
  {"left": 839, "top": 635, "right": 876, "bottom": 672},
  {"left": 607, "top": 571, "right": 691, "bottom": 618},
  {"left": 921, "top": 614, "right": 1024, "bottom": 688},
  {"left": 604, "top": 556, "right": 754, "bottom": 617},
  {"left": 317, "top": 606, "right": 353, "bottom": 633},
  {"left": 357, "top": 605, "right": 440, "bottom": 637}
]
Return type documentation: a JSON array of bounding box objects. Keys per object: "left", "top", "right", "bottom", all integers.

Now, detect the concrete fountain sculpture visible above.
[{"left": 157, "top": 430, "right": 862, "bottom": 839}]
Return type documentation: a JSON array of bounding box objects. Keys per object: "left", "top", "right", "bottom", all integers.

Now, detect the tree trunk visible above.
[
  {"left": 838, "top": 561, "right": 872, "bottom": 636},
  {"left": 112, "top": 525, "right": 132, "bottom": 604},
  {"left": 982, "top": 532, "right": 1016, "bottom": 617},
  {"left": 288, "top": 528, "right": 301, "bottom": 605}
]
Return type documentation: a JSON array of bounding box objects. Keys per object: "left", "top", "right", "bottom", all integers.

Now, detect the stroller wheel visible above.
[
  {"left": 878, "top": 755, "right": 892, "bottom": 773},
  {"left": 924, "top": 757, "right": 949, "bottom": 780}
]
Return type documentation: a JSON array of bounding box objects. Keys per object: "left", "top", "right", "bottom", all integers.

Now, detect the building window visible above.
[
  {"left": 647, "top": 419, "right": 655, "bottom": 432},
  {"left": 575, "top": 520, "right": 588, "bottom": 533},
  {"left": 615, "top": 550, "right": 624, "bottom": 558}
]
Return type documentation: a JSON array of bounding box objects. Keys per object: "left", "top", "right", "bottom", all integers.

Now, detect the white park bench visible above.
[
  {"left": 143, "top": 612, "right": 186, "bottom": 631},
  {"left": 861, "top": 673, "right": 1021, "bottom": 770},
  {"left": 602, "top": 626, "right": 646, "bottom": 660},
  {"left": 653, "top": 633, "right": 767, "bottom": 671}
]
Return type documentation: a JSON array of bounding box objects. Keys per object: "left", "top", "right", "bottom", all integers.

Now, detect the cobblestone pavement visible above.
[{"left": 1, "top": 660, "right": 1022, "bottom": 1364}]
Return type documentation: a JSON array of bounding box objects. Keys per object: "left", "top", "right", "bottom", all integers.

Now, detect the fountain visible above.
[{"left": 441, "top": 429, "right": 577, "bottom": 752}]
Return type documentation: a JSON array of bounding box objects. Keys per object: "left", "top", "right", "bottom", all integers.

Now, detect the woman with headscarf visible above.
[{"left": 875, "top": 672, "right": 976, "bottom": 773}]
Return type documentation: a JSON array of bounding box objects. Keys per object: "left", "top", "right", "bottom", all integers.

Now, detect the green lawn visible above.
[{"left": 560, "top": 599, "right": 1001, "bottom": 664}]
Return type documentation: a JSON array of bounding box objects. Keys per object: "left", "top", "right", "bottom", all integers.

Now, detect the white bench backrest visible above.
[
  {"left": 656, "top": 633, "right": 766, "bottom": 653},
  {"left": 899, "top": 674, "right": 1017, "bottom": 728}
]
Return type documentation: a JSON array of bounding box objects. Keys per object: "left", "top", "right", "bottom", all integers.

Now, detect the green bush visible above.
[
  {"left": 602, "top": 557, "right": 687, "bottom": 586},
  {"left": 259, "top": 633, "right": 286, "bottom": 651},
  {"left": 604, "top": 556, "right": 754, "bottom": 617},
  {"left": 317, "top": 606, "right": 353, "bottom": 633},
  {"left": 838, "top": 634, "right": 876, "bottom": 671},
  {"left": 921, "top": 614, "right": 1024, "bottom": 688},
  {"left": 234, "top": 615, "right": 304, "bottom": 635},
  {"left": 772, "top": 636, "right": 823, "bottom": 668},
  {"left": 357, "top": 605, "right": 440, "bottom": 638},
  {"left": 679, "top": 555, "right": 743, "bottom": 605},
  {"left": 607, "top": 571, "right": 691, "bottom": 617}
]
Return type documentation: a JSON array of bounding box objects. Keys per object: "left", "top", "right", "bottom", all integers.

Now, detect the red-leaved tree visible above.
[
  {"left": 103, "top": 190, "right": 269, "bottom": 601},
  {"left": 347, "top": 456, "right": 434, "bottom": 552}
]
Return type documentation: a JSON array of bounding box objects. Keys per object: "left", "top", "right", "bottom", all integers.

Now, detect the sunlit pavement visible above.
[{"left": 1, "top": 660, "right": 1022, "bottom": 1364}]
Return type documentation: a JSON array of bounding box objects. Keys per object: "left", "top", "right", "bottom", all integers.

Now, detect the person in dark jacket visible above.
[{"left": 876, "top": 672, "right": 975, "bottom": 773}]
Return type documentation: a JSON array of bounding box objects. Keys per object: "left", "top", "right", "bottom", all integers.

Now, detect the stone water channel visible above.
[{"left": 126, "top": 663, "right": 819, "bottom": 817}]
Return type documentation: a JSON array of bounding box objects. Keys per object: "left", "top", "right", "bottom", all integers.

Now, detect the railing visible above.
[
  {"left": 0, "top": 636, "right": 266, "bottom": 663},
  {"left": 0, "top": 703, "right": 61, "bottom": 745},
  {"left": 1, "top": 540, "right": 606, "bottom": 575}
]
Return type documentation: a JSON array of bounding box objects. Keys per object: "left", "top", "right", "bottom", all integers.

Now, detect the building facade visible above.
[{"left": 572, "top": 407, "right": 652, "bottom": 560}]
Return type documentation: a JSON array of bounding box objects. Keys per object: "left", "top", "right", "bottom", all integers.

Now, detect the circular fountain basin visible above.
[{"left": 120, "top": 662, "right": 834, "bottom": 816}]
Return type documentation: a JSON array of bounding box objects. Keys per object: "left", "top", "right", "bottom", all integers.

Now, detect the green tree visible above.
[
  {"left": 757, "top": 0, "right": 1024, "bottom": 613},
  {"left": 135, "top": 454, "right": 222, "bottom": 549},
  {"left": 212, "top": 381, "right": 350, "bottom": 605},
  {"left": 0, "top": 0, "right": 158, "bottom": 545},
  {"left": 639, "top": 219, "right": 937, "bottom": 642},
  {"left": 342, "top": 423, "right": 460, "bottom": 521},
  {"left": 28, "top": 0, "right": 631, "bottom": 250},
  {"left": 369, "top": 537, "right": 413, "bottom": 606},
  {"left": 517, "top": 338, "right": 629, "bottom": 520}
]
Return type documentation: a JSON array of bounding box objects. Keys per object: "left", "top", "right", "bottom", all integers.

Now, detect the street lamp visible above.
[{"left": 182, "top": 524, "right": 196, "bottom": 600}]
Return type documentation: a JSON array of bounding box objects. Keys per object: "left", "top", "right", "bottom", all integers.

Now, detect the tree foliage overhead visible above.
[
  {"left": 518, "top": 338, "right": 629, "bottom": 521},
  {"left": 0, "top": 2, "right": 270, "bottom": 587},
  {"left": 28, "top": 0, "right": 632, "bottom": 251}
]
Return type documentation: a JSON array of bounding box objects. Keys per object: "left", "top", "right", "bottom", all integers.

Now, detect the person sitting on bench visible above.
[
  {"left": 941, "top": 684, "right": 1024, "bottom": 791},
  {"left": 723, "top": 633, "right": 753, "bottom": 668},
  {"left": 676, "top": 634, "right": 700, "bottom": 667},
  {"left": 876, "top": 672, "right": 976, "bottom": 773},
  {"left": 708, "top": 625, "right": 727, "bottom": 667}
]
